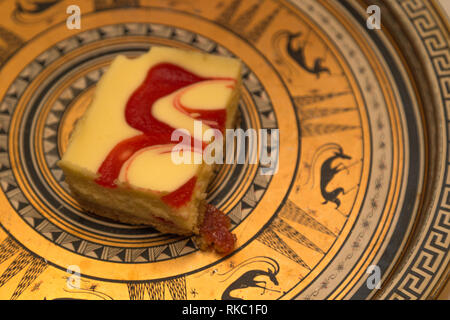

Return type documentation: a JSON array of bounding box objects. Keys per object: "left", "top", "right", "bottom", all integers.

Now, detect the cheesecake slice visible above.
[{"left": 58, "top": 46, "right": 241, "bottom": 253}]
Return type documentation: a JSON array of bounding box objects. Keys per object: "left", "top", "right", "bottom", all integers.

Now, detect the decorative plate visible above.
[{"left": 0, "top": 0, "right": 448, "bottom": 300}]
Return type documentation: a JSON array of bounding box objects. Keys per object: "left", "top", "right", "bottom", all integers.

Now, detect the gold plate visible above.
[{"left": 0, "top": 0, "right": 448, "bottom": 300}]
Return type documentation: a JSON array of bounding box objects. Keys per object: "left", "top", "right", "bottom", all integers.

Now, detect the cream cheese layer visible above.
[
  {"left": 60, "top": 46, "right": 241, "bottom": 193},
  {"left": 152, "top": 79, "right": 236, "bottom": 139}
]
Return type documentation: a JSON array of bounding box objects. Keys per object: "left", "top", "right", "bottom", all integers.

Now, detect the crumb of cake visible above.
[{"left": 197, "top": 204, "right": 236, "bottom": 254}]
